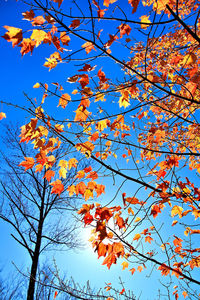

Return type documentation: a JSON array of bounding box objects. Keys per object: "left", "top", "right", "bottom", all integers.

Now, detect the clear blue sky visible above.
[{"left": 1, "top": 1, "right": 200, "bottom": 299}]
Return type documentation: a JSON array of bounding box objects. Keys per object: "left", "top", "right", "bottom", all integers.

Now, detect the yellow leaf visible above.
[
  {"left": 59, "top": 167, "right": 67, "bottom": 179},
  {"left": 134, "top": 217, "right": 141, "bottom": 223},
  {"left": 171, "top": 205, "right": 183, "bottom": 218},
  {"left": 0, "top": 112, "right": 6, "bottom": 120},
  {"left": 133, "top": 233, "right": 141, "bottom": 241},
  {"left": 33, "top": 82, "right": 40, "bottom": 88},
  {"left": 121, "top": 261, "right": 129, "bottom": 270},
  {"left": 140, "top": 15, "right": 150, "bottom": 29}
]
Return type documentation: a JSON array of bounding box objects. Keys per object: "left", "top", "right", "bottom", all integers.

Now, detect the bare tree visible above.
[{"left": 0, "top": 124, "right": 85, "bottom": 300}]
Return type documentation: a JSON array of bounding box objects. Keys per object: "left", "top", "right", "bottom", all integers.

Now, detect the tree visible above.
[
  {"left": 0, "top": 125, "right": 86, "bottom": 300},
  {"left": 2, "top": 0, "right": 200, "bottom": 298}
]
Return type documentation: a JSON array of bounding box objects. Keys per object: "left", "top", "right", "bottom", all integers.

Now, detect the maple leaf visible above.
[
  {"left": 50, "top": 179, "right": 64, "bottom": 196},
  {"left": 22, "top": 9, "right": 35, "bottom": 21},
  {"left": 43, "top": 170, "right": 55, "bottom": 182},
  {"left": 58, "top": 93, "right": 71, "bottom": 109},
  {"left": 140, "top": 15, "right": 150, "bottom": 29},
  {"left": 118, "top": 24, "right": 131, "bottom": 38},
  {"left": 44, "top": 57, "right": 58, "bottom": 70},
  {"left": 137, "top": 266, "right": 143, "bottom": 272},
  {"left": 19, "top": 157, "right": 35, "bottom": 171},
  {"left": 3, "top": 26, "right": 23, "bottom": 47},
  {"left": 150, "top": 204, "right": 161, "bottom": 218},
  {"left": 158, "top": 263, "right": 170, "bottom": 276},
  {"left": 52, "top": 0, "right": 63, "bottom": 7},
  {"left": 130, "top": 267, "right": 136, "bottom": 275},
  {"left": 68, "top": 158, "right": 78, "bottom": 170},
  {"left": 133, "top": 233, "right": 141, "bottom": 241},
  {"left": 31, "top": 29, "right": 47, "bottom": 47},
  {"left": 20, "top": 38, "right": 36, "bottom": 56},
  {"left": 103, "top": 0, "right": 117, "bottom": 7},
  {"left": 54, "top": 291, "right": 58, "bottom": 299},
  {"left": 31, "top": 15, "right": 45, "bottom": 26},
  {"left": 145, "top": 236, "right": 153, "bottom": 244},
  {"left": 82, "top": 42, "right": 95, "bottom": 54},
  {"left": 33, "top": 82, "right": 40, "bottom": 88},
  {"left": 60, "top": 32, "right": 70, "bottom": 46},
  {"left": 128, "top": 0, "right": 139, "bottom": 13},
  {"left": 121, "top": 261, "right": 129, "bottom": 270},
  {"left": 171, "top": 206, "right": 183, "bottom": 218},
  {"left": 69, "top": 19, "right": 80, "bottom": 29},
  {"left": 0, "top": 112, "right": 6, "bottom": 120}
]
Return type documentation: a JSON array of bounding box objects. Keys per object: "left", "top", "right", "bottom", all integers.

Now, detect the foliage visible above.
[{"left": 2, "top": 0, "right": 200, "bottom": 298}]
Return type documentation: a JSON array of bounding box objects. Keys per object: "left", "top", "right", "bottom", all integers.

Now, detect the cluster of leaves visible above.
[{"left": 2, "top": 0, "right": 200, "bottom": 298}]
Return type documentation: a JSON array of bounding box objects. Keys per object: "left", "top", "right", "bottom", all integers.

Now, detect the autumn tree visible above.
[
  {"left": 2, "top": 0, "right": 200, "bottom": 298},
  {"left": 0, "top": 124, "right": 88, "bottom": 300}
]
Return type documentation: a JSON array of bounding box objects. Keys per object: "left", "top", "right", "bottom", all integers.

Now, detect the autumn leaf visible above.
[
  {"left": 43, "top": 170, "right": 55, "bottom": 182},
  {"left": 103, "top": 0, "right": 117, "bottom": 7},
  {"left": 134, "top": 217, "right": 141, "bottom": 223},
  {"left": 31, "top": 15, "right": 45, "bottom": 26},
  {"left": 121, "top": 261, "right": 129, "bottom": 270},
  {"left": 58, "top": 93, "right": 71, "bottom": 109},
  {"left": 52, "top": 0, "right": 63, "bottom": 7},
  {"left": 158, "top": 264, "right": 170, "bottom": 276},
  {"left": 171, "top": 206, "right": 183, "bottom": 218},
  {"left": 133, "top": 233, "right": 141, "bottom": 241},
  {"left": 31, "top": 29, "right": 47, "bottom": 47},
  {"left": 137, "top": 265, "right": 143, "bottom": 272},
  {"left": 140, "top": 15, "right": 150, "bottom": 29},
  {"left": 129, "top": 267, "right": 136, "bottom": 275},
  {"left": 68, "top": 158, "right": 78, "bottom": 170},
  {"left": 54, "top": 291, "right": 58, "bottom": 299},
  {"left": 19, "top": 157, "right": 35, "bottom": 171},
  {"left": 69, "top": 19, "right": 80, "bottom": 29},
  {"left": 50, "top": 179, "right": 64, "bottom": 196},
  {"left": 128, "top": 0, "right": 139, "bottom": 13},
  {"left": 0, "top": 112, "right": 6, "bottom": 120},
  {"left": 33, "top": 82, "right": 40, "bottom": 88},
  {"left": 82, "top": 42, "right": 96, "bottom": 54},
  {"left": 22, "top": 9, "right": 35, "bottom": 21},
  {"left": 118, "top": 24, "right": 131, "bottom": 38},
  {"left": 60, "top": 32, "right": 70, "bottom": 46},
  {"left": 3, "top": 26, "right": 23, "bottom": 47},
  {"left": 145, "top": 236, "right": 153, "bottom": 244}
]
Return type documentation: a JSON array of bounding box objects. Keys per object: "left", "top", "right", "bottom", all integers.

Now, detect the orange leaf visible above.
[
  {"left": 119, "top": 288, "right": 125, "bottom": 295},
  {"left": 0, "top": 112, "right": 6, "bottom": 120},
  {"left": 3, "top": 26, "right": 23, "bottom": 47},
  {"left": 52, "top": 0, "right": 63, "bottom": 7},
  {"left": 137, "top": 265, "right": 143, "bottom": 272},
  {"left": 50, "top": 179, "right": 64, "bottom": 196},
  {"left": 19, "top": 157, "right": 35, "bottom": 171},
  {"left": 82, "top": 42, "right": 95, "bottom": 54},
  {"left": 43, "top": 170, "right": 55, "bottom": 182},
  {"left": 158, "top": 263, "right": 170, "bottom": 276},
  {"left": 121, "top": 261, "right": 129, "bottom": 270},
  {"left": 69, "top": 19, "right": 80, "bottom": 29},
  {"left": 60, "top": 32, "right": 70, "bottom": 46},
  {"left": 145, "top": 236, "right": 153, "bottom": 244},
  {"left": 58, "top": 93, "right": 71, "bottom": 109},
  {"left": 128, "top": 0, "right": 139, "bottom": 13},
  {"left": 182, "top": 291, "right": 188, "bottom": 299},
  {"left": 103, "top": 0, "right": 117, "bottom": 7},
  {"left": 22, "top": 9, "right": 35, "bottom": 21},
  {"left": 31, "top": 15, "right": 45, "bottom": 26},
  {"left": 54, "top": 291, "right": 58, "bottom": 299},
  {"left": 133, "top": 233, "right": 141, "bottom": 241},
  {"left": 129, "top": 267, "right": 136, "bottom": 275}
]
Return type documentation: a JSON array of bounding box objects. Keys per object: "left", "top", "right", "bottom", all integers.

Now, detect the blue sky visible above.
[{"left": 1, "top": 1, "right": 200, "bottom": 299}]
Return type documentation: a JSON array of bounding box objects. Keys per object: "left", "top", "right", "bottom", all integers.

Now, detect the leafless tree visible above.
[{"left": 0, "top": 124, "right": 86, "bottom": 300}]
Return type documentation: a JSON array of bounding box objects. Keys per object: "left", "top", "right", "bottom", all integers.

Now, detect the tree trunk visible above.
[{"left": 27, "top": 181, "right": 45, "bottom": 300}]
